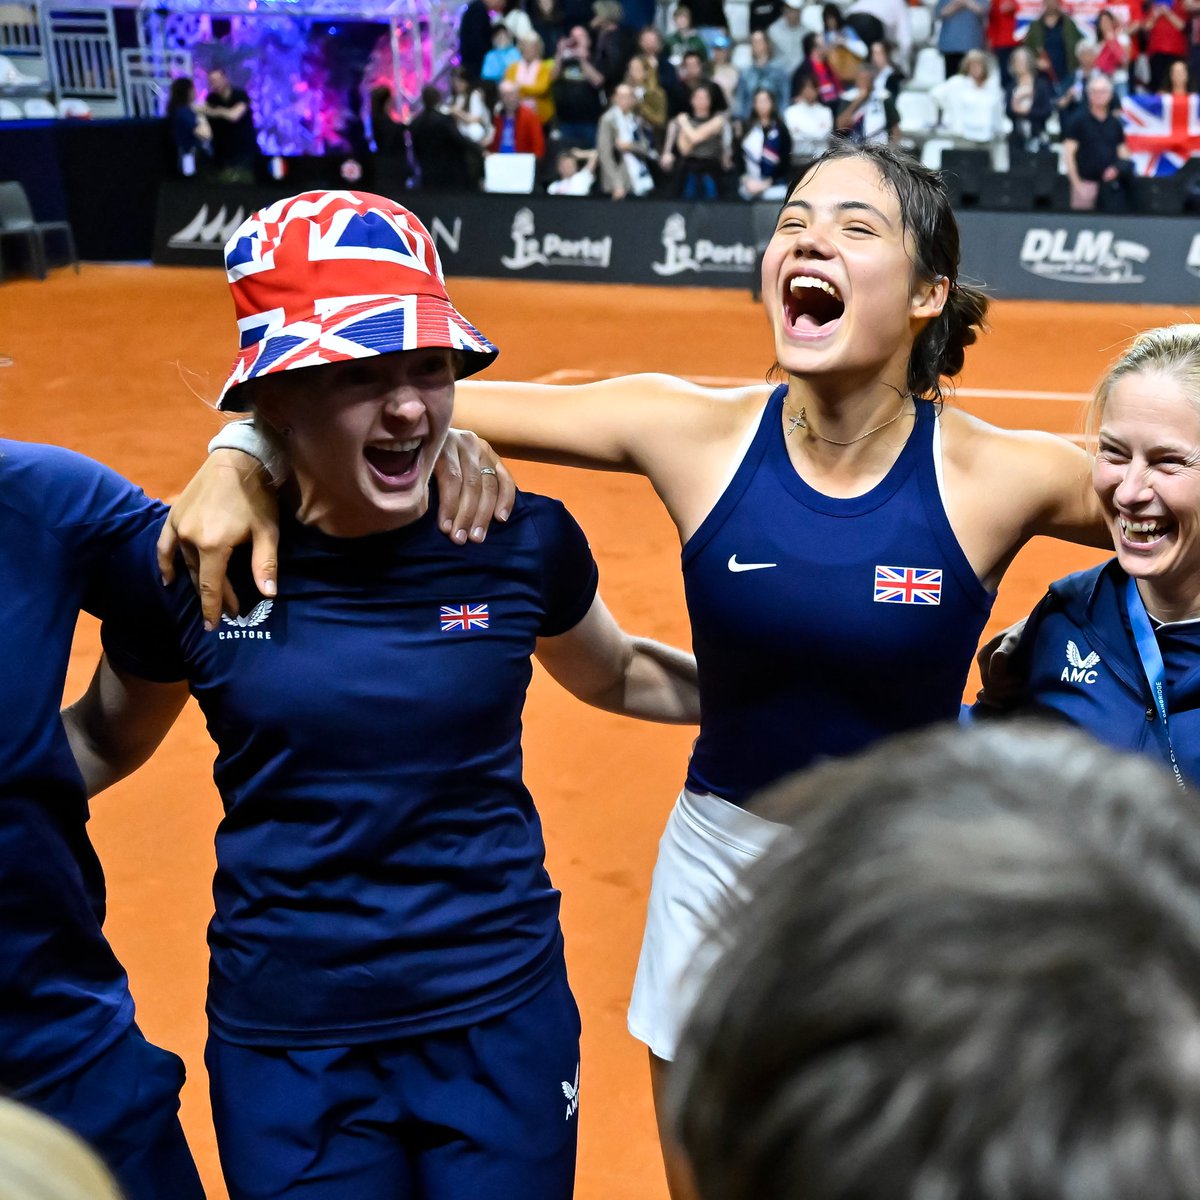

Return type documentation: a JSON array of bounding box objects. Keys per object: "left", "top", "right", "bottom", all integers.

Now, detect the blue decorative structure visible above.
[{"left": 134, "top": 0, "right": 461, "bottom": 153}]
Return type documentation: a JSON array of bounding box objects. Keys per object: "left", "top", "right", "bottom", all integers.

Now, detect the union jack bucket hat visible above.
[{"left": 217, "top": 190, "right": 498, "bottom": 411}]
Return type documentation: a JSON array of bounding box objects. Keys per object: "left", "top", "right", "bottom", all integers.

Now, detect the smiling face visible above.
[
  {"left": 760, "top": 156, "right": 945, "bottom": 389},
  {"left": 1094, "top": 372, "right": 1200, "bottom": 616},
  {"left": 255, "top": 349, "right": 456, "bottom": 538}
]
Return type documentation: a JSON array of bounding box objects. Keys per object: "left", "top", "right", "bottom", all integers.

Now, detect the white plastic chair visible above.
[
  {"left": 800, "top": 3, "right": 824, "bottom": 33},
  {"left": 23, "top": 97, "right": 55, "bottom": 118},
  {"left": 57, "top": 97, "right": 92, "bottom": 117},
  {"left": 0, "top": 98, "right": 22, "bottom": 119},
  {"left": 896, "top": 90, "right": 939, "bottom": 137},
  {"left": 908, "top": 45, "right": 946, "bottom": 90},
  {"left": 908, "top": 7, "right": 933, "bottom": 46},
  {"left": 726, "top": 2, "right": 750, "bottom": 40}
]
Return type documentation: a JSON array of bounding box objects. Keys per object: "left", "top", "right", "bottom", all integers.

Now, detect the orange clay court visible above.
[{"left": 0, "top": 267, "right": 1189, "bottom": 1200}]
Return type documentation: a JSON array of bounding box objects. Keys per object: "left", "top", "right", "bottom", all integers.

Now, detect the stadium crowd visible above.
[{"left": 363, "top": 0, "right": 1200, "bottom": 208}]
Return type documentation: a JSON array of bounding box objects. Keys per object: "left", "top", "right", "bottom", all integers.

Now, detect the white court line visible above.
[{"left": 531, "top": 369, "right": 1091, "bottom": 404}]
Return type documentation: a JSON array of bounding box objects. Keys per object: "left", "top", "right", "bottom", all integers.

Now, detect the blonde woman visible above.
[
  {"left": 504, "top": 33, "right": 556, "bottom": 125},
  {"left": 980, "top": 326, "right": 1200, "bottom": 788}
]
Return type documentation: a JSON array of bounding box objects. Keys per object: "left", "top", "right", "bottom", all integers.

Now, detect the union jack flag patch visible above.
[
  {"left": 873, "top": 566, "right": 942, "bottom": 606},
  {"left": 440, "top": 603, "right": 490, "bottom": 632}
]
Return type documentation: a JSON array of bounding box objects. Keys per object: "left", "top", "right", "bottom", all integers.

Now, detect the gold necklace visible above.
[{"left": 785, "top": 397, "right": 912, "bottom": 444}]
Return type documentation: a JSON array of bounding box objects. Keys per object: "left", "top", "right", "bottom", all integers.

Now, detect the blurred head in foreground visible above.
[{"left": 671, "top": 721, "right": 1200, "bottom": 1200}]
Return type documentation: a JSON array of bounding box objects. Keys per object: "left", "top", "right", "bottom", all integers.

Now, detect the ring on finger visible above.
[{"left": 479, "top": 467, "right": 498, "bottom": 477}]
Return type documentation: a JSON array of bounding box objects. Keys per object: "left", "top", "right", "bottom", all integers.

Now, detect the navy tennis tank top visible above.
[{"left": 684, "top": 386, "right": 994, "bottom": 805}]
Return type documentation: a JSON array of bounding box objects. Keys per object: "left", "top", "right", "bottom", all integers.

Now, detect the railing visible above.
[
  {"left": 0, "top": 3, "right": 40, "bottom": 56},
  {"left": 121, "top": 46, "right": 190, "bottom": 117},
  {"left": 42, "top": 7, "right": 121, "bottom": 104}
]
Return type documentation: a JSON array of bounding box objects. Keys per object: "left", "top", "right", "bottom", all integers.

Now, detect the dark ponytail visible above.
[
  {"left": 909, "top": 279, "right": 988, "bottom": 404},
  {"left": 786, "top": 142, "right": 989, "bottom": 404}
]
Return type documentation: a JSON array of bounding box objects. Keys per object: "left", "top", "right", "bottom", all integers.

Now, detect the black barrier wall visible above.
[{"left": 154, "top": 182, "right": 1200, "bottom": 305}]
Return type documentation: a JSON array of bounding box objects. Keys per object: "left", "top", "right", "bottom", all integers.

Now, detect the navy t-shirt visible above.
[
  {"left": 102, "top": 489, "right": 598, "bottom": 1046},
  {"left": 0, "top": 441, "right": 164, "bottom": 1092}
]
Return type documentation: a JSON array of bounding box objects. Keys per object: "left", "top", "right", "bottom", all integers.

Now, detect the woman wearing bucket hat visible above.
[
  {"left": 64, "top": 189, "right": 699, "bottom": 1200},
  {"left": 184, "top": 146, "right": 1114, "bottom": 1198}
]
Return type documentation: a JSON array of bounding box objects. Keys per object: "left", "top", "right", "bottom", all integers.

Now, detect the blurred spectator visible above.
[
  {"left": 709, "top": 35, "right": 741, "bottom": 106},
  {"left": 547, "top": 146, "right": 598, "bottom": 192},
  {"left": 794, "top": 32, "right": 843, "bottom": 105},
  {"left": 491, "top": 78, "right": 547, "bottom": 155},
  {"left": 0, "top": 1096, "right": 123, "bottom": 1200},
  {"left": 822, "top": 5, "right": 869, "bottom": 80},
  {"left": 166, "top": 76, "right": 211, "bottom": 177},
  {"left": 505, "top": 33, "right": 556, "bottom": 124},
  {"left": 931, "top": 49, "right": 1006, "bottom": 144},
  {"left": 597, "top": 82, "right": 658, "bottom": 195},
  {"left": 368, "top": 84, "right": 412, "bottom": 186},
  {"left": 738, "top": 87, "right": 792, "bottom": 198},
  {"left": 670, "top": 723, "right": 1200, "bottom": 1200},
  {"left": 768, "top": 0, "right": 808, "bottom": 78},
  {"left": 411, "top": 84, "right": 481, "bottom": 188},
  {"left": 204, "top": 68, "right": 257, "bottom": 183},
  {"left": 1057, "top": 41, "right": 1102, "bottom": 118},
  {"left": 784, "top": 72, "right": 834, "bottom": 160},
  {"left": 499, "top": 0, "right": 535, "bottom": 44},
  {"left": 625, "top": 54, "right": 669, "bottom": 138},
  {"left": 661, "top": 81, "right": 733, "bottom": 196},
  {"left": 835, "top": 63, "right": 899, "bottom": 141},
  {"left": 1063, "top": 73, "right": 1131, "bottom": 209},
  {"left": 458, "top": 0, "right": 494, "bottom": 80},
  {"left": 531, "top": 0, "right": 568, "bottom": 56},
  {"left": 934, "top": 0, "right": 989, "bottom": 79},
  {"left": 986, "top": 0, "right": 1019, "bottom": 85},
  {"left": 1165, "top": 56, "right": 1196, "bottom": 91},
  {"left": 445, "top": 67, "right": 493, "bottom": 146},
  {"left": 667, "top": 5, "right": 709, "bottom": 65},
  {"left": 750, "top": 0, "right": 783, "bottom": 33},
  {"left": 670, "top": 48, "right": 728, "bottom": 115},
  {"left": 734, "top": 30, "right": 791, "bottom": 122},
  {"left": 552, "top": 25, "right": 607, "bottom": 145},
  {"left": 638, "top": 25, "right": 679, "bottom": 92},
  {"left": 1139, "top": 0, "right": 1190, "bottom": 89},
  {"left": 482, "top": 24, "right": 521, "bottom": 82},
  {"left": 868, "top": 39, "right": 905, "bottom": 97},
  {"left": 1006, "top": 44, "right": 1056, "bottom": 151},
  {"left": 847, "top": 0, "right": 912, "bottom": 71},
  {"left": 1094, "top": 9, "right": 1131, "bottom": 84},
  {"left": 688, "top": 0, "right": 732, "bottom": 37},
  {"left": 1022, "top": 0, "right": 1084, "bottom": 92},
  {"left": 592, "top": 0, "right": 636, "bottom": 89}
]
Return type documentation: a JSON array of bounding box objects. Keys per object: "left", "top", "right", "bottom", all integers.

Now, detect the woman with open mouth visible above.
[
  {"left": 190, "top": 142, "right": 1114, "bottom": 1199},
  {"left": 978, "top": 325, "right": 1200, "bottom": 789},
  {"left": 62, "top": 190, "right": 700, "bottom": 1200}
]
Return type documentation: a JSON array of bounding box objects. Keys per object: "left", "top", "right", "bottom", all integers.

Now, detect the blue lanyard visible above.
[{"left": 1126, "top": 576, "right": 1187, "bottom": 792}]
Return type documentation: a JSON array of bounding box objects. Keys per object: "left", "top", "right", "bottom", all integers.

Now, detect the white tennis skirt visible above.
[{"left": 627, "top": 787, "right": 785, "bottom": 1062}]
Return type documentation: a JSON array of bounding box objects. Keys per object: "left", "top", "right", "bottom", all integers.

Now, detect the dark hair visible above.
[
  {"left": 750, "top": 86, "right": 779, "bottom": 124},
  {"left": 785, "top": 141, "right": 988, "bottom": 403},
  {"left": 821, "top": 3, "right": 844, "bottom": 29},
  {"left": 801, "top": 31, "right": 820, "bottom": 57},
  {"left": 419, "top": 84, "right": 442, "bottom": 110},
  {"left": 689, "top": 81, "right": 719, "bottom": 111},
  {"left": 671, "top": 721, "right": 1200, "bottom": 1200},
  {"left": 166, "top": 76, "right": 194, "bottom": 114}
]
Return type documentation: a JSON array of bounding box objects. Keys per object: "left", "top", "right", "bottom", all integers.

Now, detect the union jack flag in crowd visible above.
[
  {"left": 873, "top": 566, "right": 943, "bottom": 606},
  {"left": 440, "top": 604, "right": 491, "bottom": 632},
  {"left": 1121, "top": 93, "right": 1200, "bottom": 176},
  {"left": 216, "top": 190, "right": 497, "bottom": 409}
]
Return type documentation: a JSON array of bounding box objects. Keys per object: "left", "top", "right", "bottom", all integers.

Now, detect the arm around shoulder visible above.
[
  {"left": 535, "top": 593, "right": 699, "bottom": 723},
  {"left": 63, "top": 656, "right": 190, "bottom": 798}
]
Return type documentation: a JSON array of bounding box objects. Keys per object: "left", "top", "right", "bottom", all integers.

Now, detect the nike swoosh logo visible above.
[{"left": 727, "top": 555, "right": 777, "bottom": 573}]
